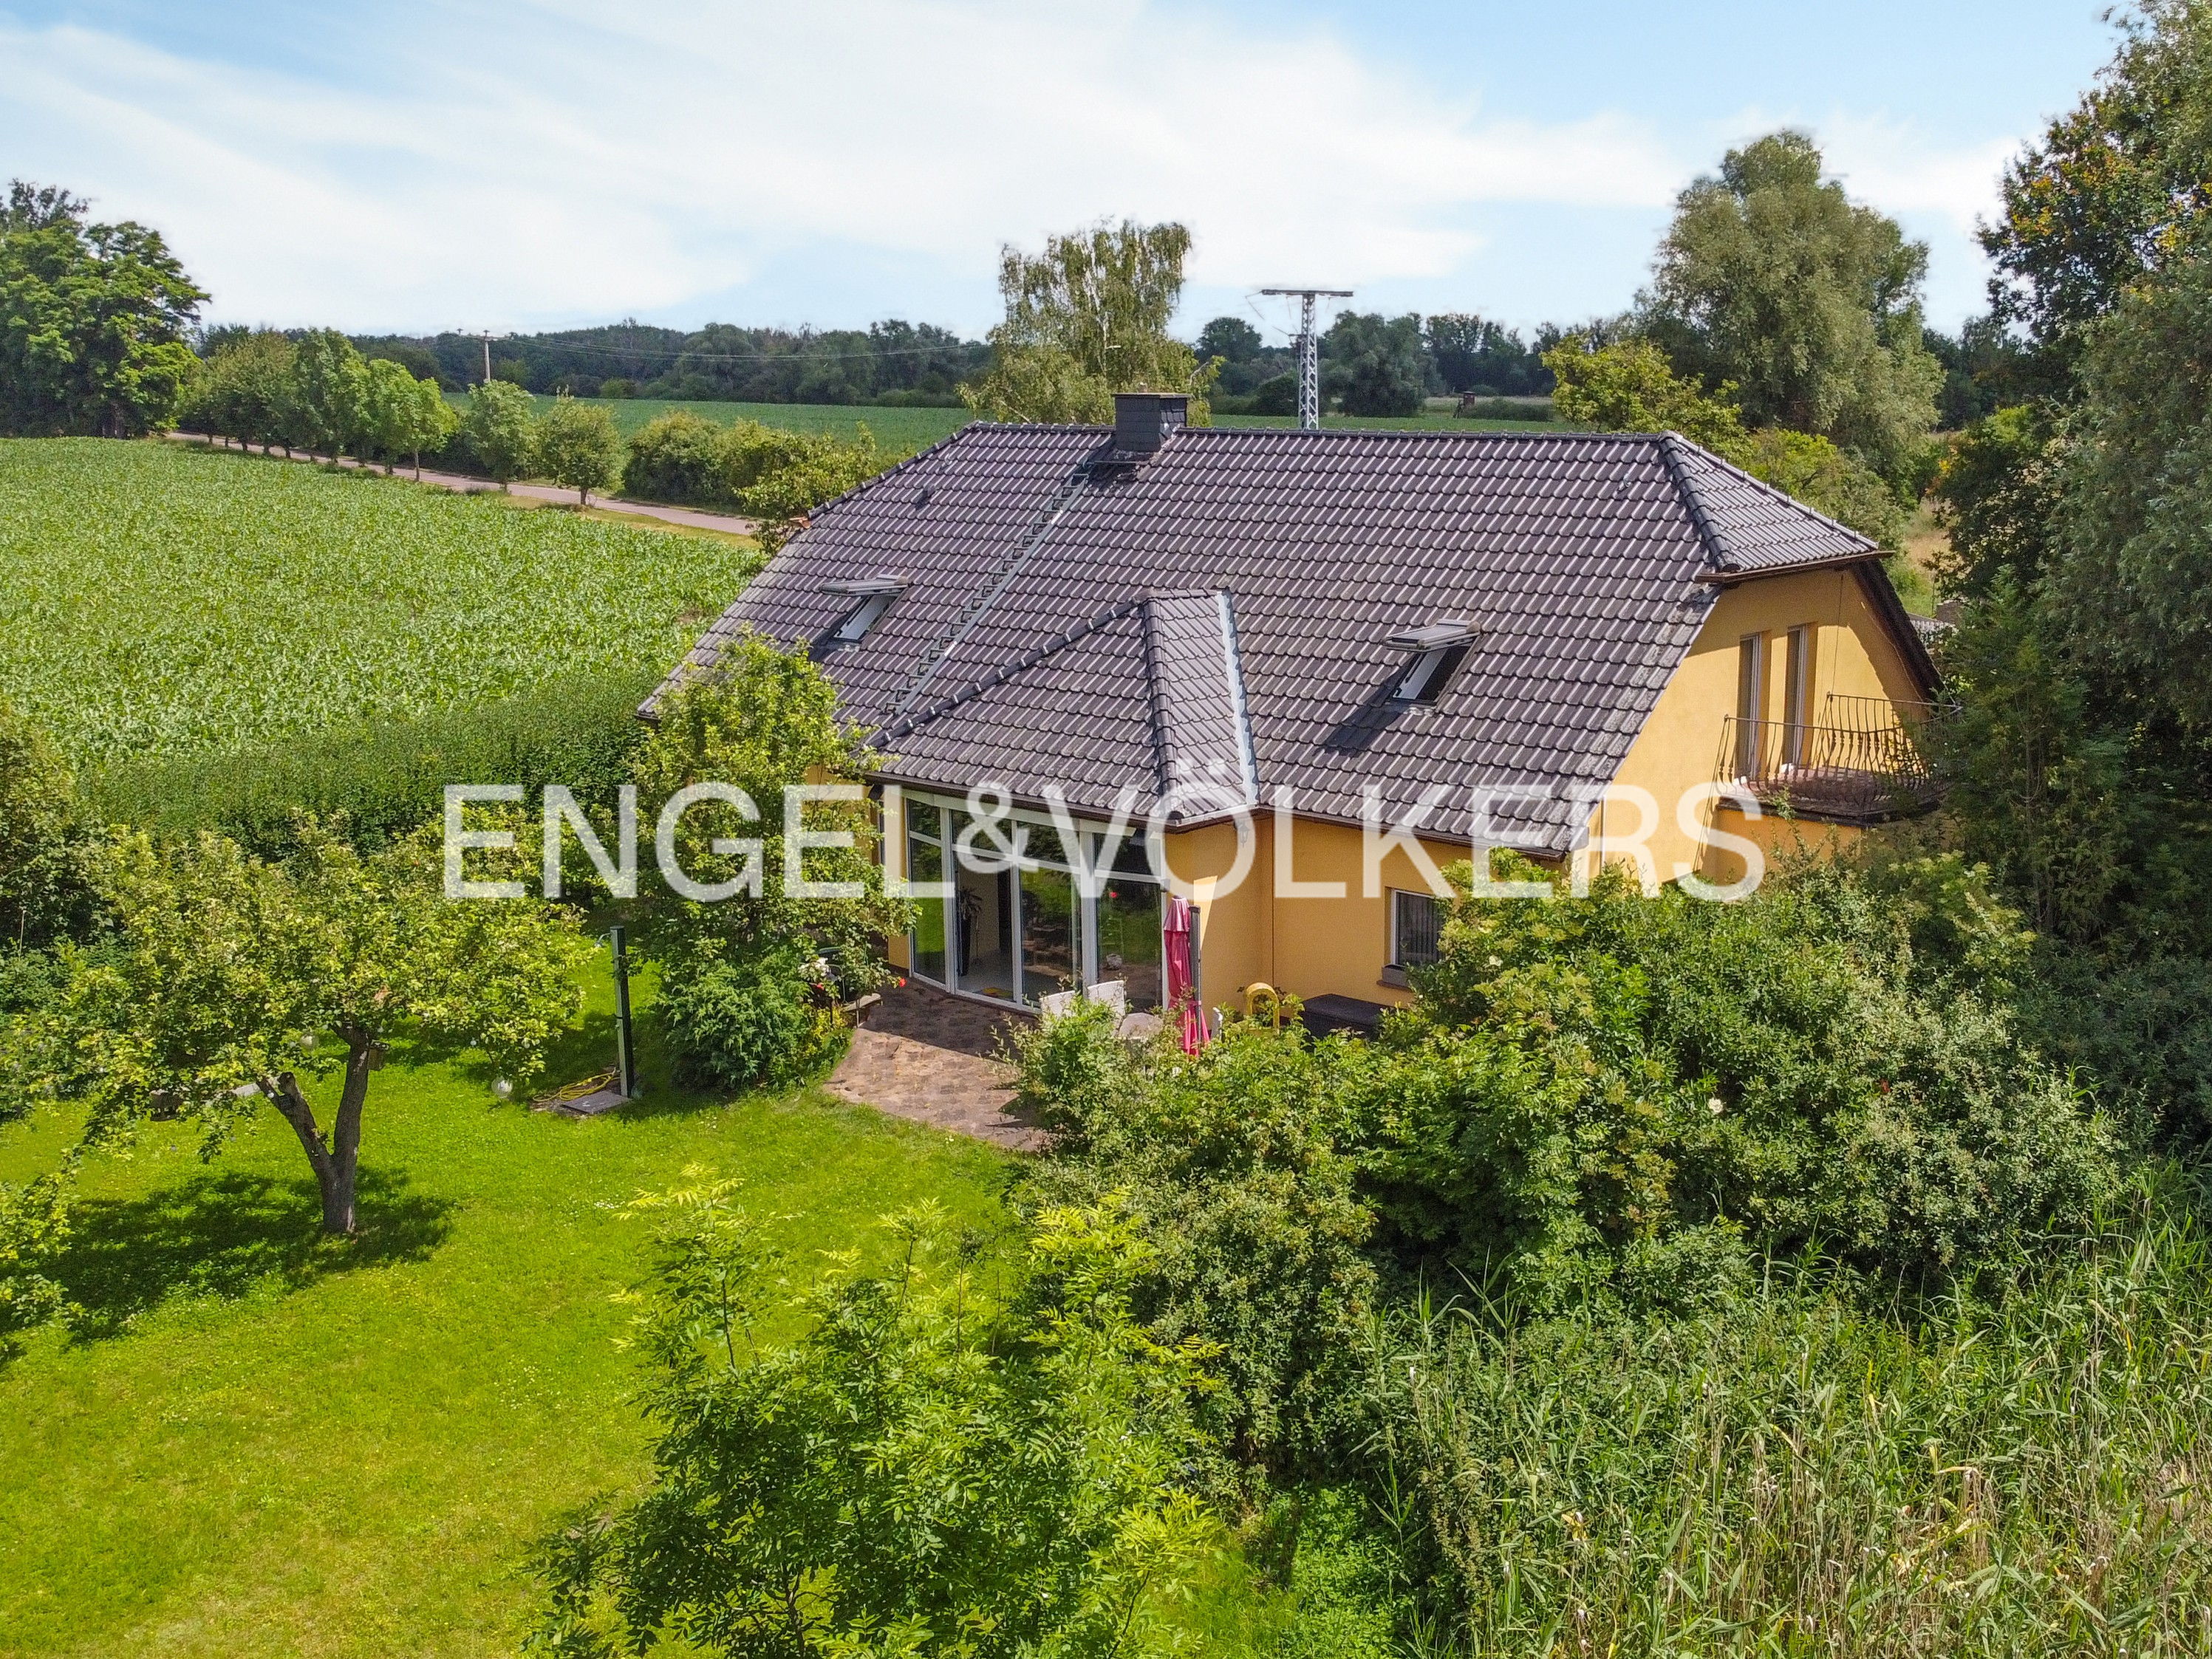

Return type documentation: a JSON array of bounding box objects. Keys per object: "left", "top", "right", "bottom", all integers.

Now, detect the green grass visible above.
[
  {"left": 0, "top": 439, "right": 757, "bottom": 766},
  {"left": 496, "top": 394, "right": 1557, "bottom": 452},
  {"left": 0, "top": 962, "right": 1011, "bottom": 1658}
]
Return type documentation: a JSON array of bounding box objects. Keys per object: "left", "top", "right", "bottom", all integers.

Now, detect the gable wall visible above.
[{"left": 1602, "top": 563, "right": 1925, "bottom": 884}]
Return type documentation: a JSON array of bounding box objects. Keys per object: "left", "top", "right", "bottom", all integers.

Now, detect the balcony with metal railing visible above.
[{"left": 1716, "top": 694, "right": 1945, "bottom": 826}]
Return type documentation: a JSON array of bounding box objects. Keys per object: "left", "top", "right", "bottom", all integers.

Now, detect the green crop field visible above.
[
  {"left": 0, "top": 439, "right": 757, "bottom": 766},
  {"left": 504, "top": 393, "right": 972, "bottom": 452},
  {"left": 498, "top": 393, "right": 1553, "bottom": 452}
]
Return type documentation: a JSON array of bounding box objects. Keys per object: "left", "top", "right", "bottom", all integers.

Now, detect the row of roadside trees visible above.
[
  {"left": 189, "top": 327, "right": 887, "bottom": 532},
  {"left": 186, "top": 329, "right": 459, "bottom": 477},
  {"left": 185, "top": 331, "right": 652, "bottom": 508}
]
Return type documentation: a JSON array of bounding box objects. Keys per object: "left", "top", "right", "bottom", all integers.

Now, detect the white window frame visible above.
[
  {"left": 1387, "top": 887, "right": 1447, "bottom": 974},
  {"left": 833, "top": 592, "right": 898, "bottom": 642},
  {"left": 1735, "top": 632, "right": 1767, "bottom": 776},
  {"left": 1783, "top": 624, "right": 1812, "bottom": 765}
]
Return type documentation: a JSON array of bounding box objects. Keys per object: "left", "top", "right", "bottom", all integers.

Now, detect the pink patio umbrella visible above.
[{"left": 1163, "top": 895, "right": 1206, "bottom": 1055}]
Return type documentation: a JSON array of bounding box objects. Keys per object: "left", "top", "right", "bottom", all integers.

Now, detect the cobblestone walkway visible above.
[{"left": 824, "top": 982, "right": 1046, "bottom": 1151}]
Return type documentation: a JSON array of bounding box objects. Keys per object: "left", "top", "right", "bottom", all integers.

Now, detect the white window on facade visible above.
[
  {"left": 1783, "top": 624, "right": 1812, "bottom": 765},
  {"left": 1389, "top": 888, "right": 1448, "bottom": 973}
]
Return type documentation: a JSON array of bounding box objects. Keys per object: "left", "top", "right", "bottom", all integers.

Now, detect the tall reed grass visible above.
[{"left": 1362, "top": 1169, "right": 2212, "bottom": 1655}]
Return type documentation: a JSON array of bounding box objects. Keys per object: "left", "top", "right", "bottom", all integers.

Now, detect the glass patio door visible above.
[
  {"left": 953, "top": 858, "right": 1017, "bottom": 1002},
  {"left": 902, "top": 796, "right": 1168, "bottom": 1012},
  {"left": 1019, "top": 863, "right": 1077, "bottom": 1006},
  {"left": 906, "top": 801, "right": 949, "bottom": 983}
]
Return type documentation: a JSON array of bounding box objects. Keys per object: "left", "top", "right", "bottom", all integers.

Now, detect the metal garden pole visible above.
[{"left": 610, "top": 925, "right": 637, "bottom": 1098}]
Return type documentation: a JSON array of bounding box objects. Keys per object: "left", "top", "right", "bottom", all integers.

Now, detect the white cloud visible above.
[
  {"left": 0, "top": 0, "right": 1687, "bottom": 330},
  {"left": 0, "top": 2, "right": 2022, "bottom": 331}
]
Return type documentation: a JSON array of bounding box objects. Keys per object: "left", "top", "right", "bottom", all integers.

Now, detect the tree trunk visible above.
[
  {"left": 262, "top": 1039, "right": 377, "bottom": 1235},
  {"left": 327, "top": 1038, "right": 374, "bottom": 1234}
]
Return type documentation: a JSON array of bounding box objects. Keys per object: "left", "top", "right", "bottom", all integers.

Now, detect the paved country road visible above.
[{"left": 166, "top": 431, "right": 759, "bottom": 537}]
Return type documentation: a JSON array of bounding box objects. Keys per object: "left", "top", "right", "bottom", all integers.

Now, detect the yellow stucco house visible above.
[{"left": 661, "top": 394, "right": 1939, "bottom": 1036}]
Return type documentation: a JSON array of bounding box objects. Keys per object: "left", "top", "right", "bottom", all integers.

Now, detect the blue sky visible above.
[{"left": 0, "top": 1, "right": 2120, "bottom": 343}]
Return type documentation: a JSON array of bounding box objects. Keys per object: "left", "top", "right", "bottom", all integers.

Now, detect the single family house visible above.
[{"left": 655, "top": 393, "right": 1939, "bottom": 1034}]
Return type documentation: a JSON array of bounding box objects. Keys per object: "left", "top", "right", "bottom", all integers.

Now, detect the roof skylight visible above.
[
  {"left": 1384, "top": 619, "right": 1479, "bottom": 704},
  {"left": 822, "top": 575, "right": 909, "bottom": 643}
]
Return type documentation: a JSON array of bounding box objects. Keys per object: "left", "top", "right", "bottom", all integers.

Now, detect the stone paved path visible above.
[{"left": 824, "top": 982, "right": 1046, "bottom": 1151}]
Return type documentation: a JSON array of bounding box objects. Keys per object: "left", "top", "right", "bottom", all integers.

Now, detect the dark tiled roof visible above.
[
  {"left": 1662, "top": 436, "right": 1872, "bottom": 573},
  {"left": 658, "top": 423, "right": 1904, "bottom": 852},
  {"left": 872, "top": 589, "right": 1256, "bottom": 815}
]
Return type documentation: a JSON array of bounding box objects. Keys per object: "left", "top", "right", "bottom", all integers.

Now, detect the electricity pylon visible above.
[{"left": 1259, "top": 287, "right": 1354, "bottom": 429}]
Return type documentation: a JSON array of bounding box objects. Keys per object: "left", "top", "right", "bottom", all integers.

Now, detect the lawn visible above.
[
  {"left": 0, "top": 960, "right": 1012, "bottom": 1658},
  {"left": 503, "top": 394, "right": 1556, "bottom": 452},
  {"left": 0, "top": 439, "right": 757, "bottom": 766}
]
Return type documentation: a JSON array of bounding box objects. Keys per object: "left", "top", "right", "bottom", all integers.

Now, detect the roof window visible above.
[
  {"left": 1384, "top": 620, "right": 1479, "bottom": 704},
  {"left": 822, "top": 575, "right": 908, "bottom": 643}
]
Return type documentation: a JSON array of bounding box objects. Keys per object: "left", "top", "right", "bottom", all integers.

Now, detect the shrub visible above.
[
  {"left": 0, "top": 1169, "right": 71, "bottom": 1359},
  {"left": 621, "top": 410, "right": 733, "bottom": 507},
  {"left": 1546, "top": 338, "right": 1916, "bottom": 547},
  {"left": 620, "top": 414, "right": 889, "bottom": 535},
  {"left": 652, "top": 940, "right": 847, "bottom": 1092},
  {"left": 0, "top": 697, "right": 93, "bottom": 948},
  {"left": 725, "top": 420, "right": 885, "bottom": 549},
  {"left": 629, "top": 637, "right": 907, "bottom": 1092},
  {"left": 1546, "top": 335, "right": 1750, "bottom": 451},
  {"left": 530, "top": 1189, "right": 1226, "bottom": 1658},
  {"left": 1733, "top": 424, "right": 1909, "bottom": 548},
  {"left": 1249, "top": 374, "right": 1298, "bottom": 416},
  {"left": 1014, "top": 1006, "right": 1382, "bottom": 1489},
  {"left": 1383, "top": 856, "right": 2116, "bottom": 1300},
  {"left": 1455, "top": 396, "right": 1552, "bottom": 421}
]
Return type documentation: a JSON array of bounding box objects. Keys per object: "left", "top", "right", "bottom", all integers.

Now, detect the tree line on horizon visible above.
[
  {"left": 338, "top": 298, "right": 2010, "bottom": 428},
  {"left": 183, "top": 328, "right": 887, "bottom": 544},
  {"left": 350, "top": 309, "right": 1579, "bottom": 414},
  {"left": 2, "top": 167, "right": 2007, "bottom": 440}
]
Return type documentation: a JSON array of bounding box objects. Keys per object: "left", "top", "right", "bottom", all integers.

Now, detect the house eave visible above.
[
  {"left": 1694, "top": 549, "right": 1882, "bottom": 586},
  {"left": 864, "top": 764, "right": 1577, "bottom": 854}
]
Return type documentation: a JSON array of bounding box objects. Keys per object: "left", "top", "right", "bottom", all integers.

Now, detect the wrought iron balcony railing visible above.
[{"left": 1716, "top": 696, "right": 1944, "bottom": 825}]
